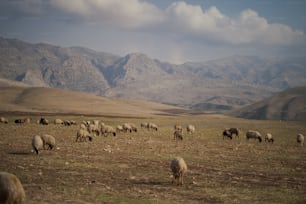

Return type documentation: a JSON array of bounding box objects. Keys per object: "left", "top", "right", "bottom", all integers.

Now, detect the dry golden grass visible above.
[
  {"left": 0, "top": 86, "right": 186, "bottom": 117},
  {"left": 0, "top": 114, "right": 305, "bottom": 203}
]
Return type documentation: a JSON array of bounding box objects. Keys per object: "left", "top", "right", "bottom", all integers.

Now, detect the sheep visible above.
[
  {"left": 76, "top": 129, "right": 93, "bottom": 142},
  {"left": 88, "top": 123, "right": 100, "bottom": 136},
  {"left": 147, "top": 122, "right": 158, "bottom": 131},
  {"left": 174, "top": 124, "right": 183, "bottom": 132},
  {"left": 32, "top": 135, "right": 44, "bottom": 154},
  {"left": 14, "top": 119, "right": 25, "bottom": 124},
  {"left": 129, "top": 123, "right": 138, "bottom": 132},
  {"left": 39, "top": 118, "right": 48, "bottom": 125},
  {"left": 0, "top": 117, "right": 8, "bottom": 124},
  {"left": 246, "top": 130, "right": 262, "bottom": 142},
  {"left": 116, "top": 125, "right": 124, "bottom": 133},
  {"left": 80, "top": 123, "right": 87, "bottom": 130},
  {"left": 24, "top": 118, "right": 31, "bottom": 124},
  {"left": 186, "top": 124, "right": 195, "bottom": 134},
  {"left": 0, "top": 172, "right": 26, "bottom": 204},
  {"left": 170, "top": 157, "right": 187, "bottom": 185},
  {"left": 141, "top": 122, "right": 148, "bottom": 129},
  {"left": 265, "top": 133, "right": 274, "bottom": 143},
  {"left": 70, "top": 120, "right": 77, "bottom": 125},
  {"left": 54, "top": 119, "right": 63, "bottom": 125},
  {"left": 123, "top": 123, "right": 132, "bottom": 133},
  {"left": 101, "top": 124, "right": 116, "bottom": 137},
  {"left": 228, "top": 127, "right": 239, "bottom": 138},
  {"left": 297, "top": 133, "right": 304, "bottom": 146},
  {"left": 63, "top": 120, "right": 72, "bottom": 126},
  {"left": 41, "top": 134, "right": 56, "bottom": 150},
  {"left": 222, "top": 129, "right": 232, "bottom": 140},
  {"left": 174, "top": 130, "right": 183, "bottom": 141}
]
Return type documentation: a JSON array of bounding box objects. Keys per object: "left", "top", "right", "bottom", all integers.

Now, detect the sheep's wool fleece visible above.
[
  {"left": 171, "top": 157, "right": 187, "bottom": 173},
  {"left": 0, "top": 172, "right": 25, "bottom": 204}
]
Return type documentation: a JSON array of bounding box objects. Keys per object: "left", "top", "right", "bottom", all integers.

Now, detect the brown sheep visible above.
[
  {"left": 170, "top": 157, "right": 187, "bottom": 185},
  {"left": 0, "top": 172, "right": 25, "bottom": 204}
]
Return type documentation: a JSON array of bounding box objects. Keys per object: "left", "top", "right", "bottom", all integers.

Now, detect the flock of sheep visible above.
[{"left": 0, "top": 116, "right": 305, "bottom": 203}]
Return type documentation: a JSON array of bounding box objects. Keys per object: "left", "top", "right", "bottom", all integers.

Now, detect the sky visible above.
[{"left": 0, "top": 0, "right": 306, "bottom": 64}]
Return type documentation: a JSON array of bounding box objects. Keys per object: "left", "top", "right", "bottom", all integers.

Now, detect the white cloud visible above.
[
  {"left": 165, "top": 2, "right": 305, "bottom": 45},
  {"left": 5, "top": 0, "right": 306, "bottom": 47},
  {"left": 50, "top": 0, "right": 164, "bottom": 28}
]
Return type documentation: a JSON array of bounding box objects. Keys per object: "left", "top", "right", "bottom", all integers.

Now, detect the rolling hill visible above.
[
  {"left": 232, "top": 86, "right": 306, "bottom": 121},
  {"left": 0, "top": 80, "right": 186, "bottom": 117},
  {"left": 1, "top": 37, "right": 306, "bottom": 110}
]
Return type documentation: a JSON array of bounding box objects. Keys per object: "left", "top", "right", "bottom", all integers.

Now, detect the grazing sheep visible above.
[
  {"left": 88, "top": 124, "right": 100, "bottom": 136},
  {"left": 174, "top": 124, "right": 183, "bottom": 132},
  {"left": 186, "top": 124, "right": 195, "bottom": 134},
  {"left": 297, "top": 134, "right": 304, "bottom": 146},
  {"left": 14, "top": 119, "right": 25, "bottom": 124},
  {"left": 123, "top": 123, "right": 132, "bottom": 133},
  {"left": 54, "top": 119, "right": 63, "bottom": 125},
  {"left": 23, "top": 118, "right": 31, "bottom": 124},
  {"left": 265, "top": 133, "right": 274, "bottom": 143},
  {"left": 228, "top": 127, "right": 239, "bottom": 138},
  {"left": 41, "top": 134, "right": 56, "bottom": 150},
  {"left": 222, "top": 129, "right": 232, "bottom": 140},
  {"left": 32, "top": 135, "right": 44, "bottom": 154},
  {"left": 80, "top": 123, "right": 87, "bottom": 130},
  {"left": 93, "top": 120, "right": 100, "bottom": 126},
  {"left": 129, "top": 123, "right": 138, "bottom": 132},
  {"left": 63, "top": 120, "right": 72, "bottom": 126},
  {"left": 147, "top": 123, "right": 158, "bottom": 131},
  {"left": 116, "top": 125, "right": 124, "bottom": 133},
  {"left": 0, "top": 172, "right": 25, "bottom": 204},
  {"left": 76, "top": 129, "right": 92, "bottom": 142},
  {"left": 170, "top": 157, "right": 187, "bottom": 185},
  {"left": 0, "top": 117, "right": 8, "bottom": 124},
  {"left": 101, "top": 124, "right": 116, "bottom": 137},
  {"left": 70, "top": 120, "right": 77, "bottom": 125},
  {"left": 39, "top": 118, "right": 48, "bottom": 125},
  {"left": 174, "top": 130, "right": 183, "bottom": 141},
  {"left": 246, "top": 130, "right": 262, "bottom": 142},
  {"left": 141, "top": 122, "right": 148, "bottom": 129}
]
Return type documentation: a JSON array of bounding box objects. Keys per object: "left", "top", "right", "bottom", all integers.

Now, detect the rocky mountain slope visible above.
[
  {"left": 1, "top": 37, "right": 306, "bottom": 110},
  {"left": 231, "top": 86, "right": 306, "bottom": 121}
]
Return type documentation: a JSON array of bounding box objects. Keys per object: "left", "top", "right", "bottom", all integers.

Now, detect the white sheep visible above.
[
  {"left": 297, "top": 133, "right": 304, "bottom": 146},
  {"left": 123, "top": 123, "right": 132, "bottom": 133},
  {"left": 186, "top": 124, "right": 195, "bottom": 134},
  {"left": 54, "top": 119, "right": 63, "bottom": 125},
  {"left": 0, "top": 172, "right": 25, "bottom": 204},
  {"left": 246, "top": 130, "right": 262, "bottom": 142},
  {"left": 32, "top": 135, "right": 44, "bottom": 155},
  {"left": 170, "top": 157, "right": 187, "bottom": 185},
  {"left": 41, "top": 134, "right": 56, "bottom": 150},
  {"left": 116, "top": 125, "right": 124, "bottom": 133},
  {"left": 76, "top": 129, "right": 93, "bottom": 142},
  {"left": 147, "top": 123, "right": 158, "bottom": 131},
  {"left": 0, "top": 117, "right": 8, "bottom": 124},
  {"left": 101, "top": 124, "right": 116, "bottom": 137},
  {"left": 265, "top": 133, "right": 274, "bottom": 143},
  {"left": 88, "top": 123, "right": 100, "bottom": 136}
]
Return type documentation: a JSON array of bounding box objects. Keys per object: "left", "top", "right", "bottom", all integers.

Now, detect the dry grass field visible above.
[{"left": 1, "top": 113, "right": 306, "bottom": 204}]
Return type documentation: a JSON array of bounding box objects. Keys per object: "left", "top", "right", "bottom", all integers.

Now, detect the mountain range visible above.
[{"left": 1, "top": 37, "right": 306, "bottom": 110}]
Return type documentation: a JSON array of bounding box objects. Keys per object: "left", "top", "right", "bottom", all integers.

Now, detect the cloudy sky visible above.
[{"left": 1, "top": 0, "right": 306, "bottom": 64}]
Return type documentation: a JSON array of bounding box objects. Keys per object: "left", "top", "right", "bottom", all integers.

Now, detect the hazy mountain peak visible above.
[{"left": 1, "top": 37, "right": 306, "bottom": 110}]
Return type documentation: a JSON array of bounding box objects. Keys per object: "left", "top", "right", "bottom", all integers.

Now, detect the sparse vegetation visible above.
[{"left": 0, "top": 114, "right": 305, "bottom": 203}]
